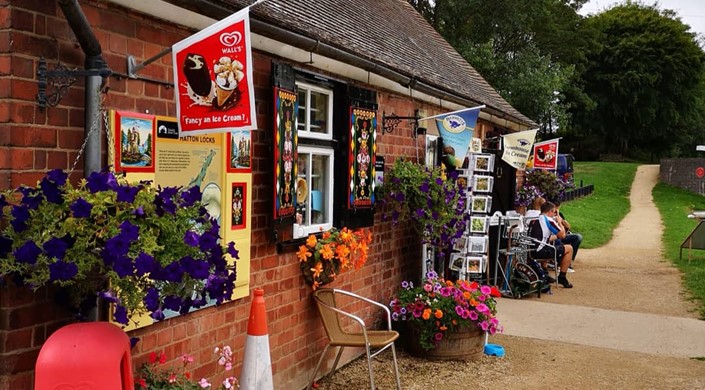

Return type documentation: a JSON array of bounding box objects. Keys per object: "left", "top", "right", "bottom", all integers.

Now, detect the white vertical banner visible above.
[{"left": 500, "top": 129, "right": 538, "bottom": 170}]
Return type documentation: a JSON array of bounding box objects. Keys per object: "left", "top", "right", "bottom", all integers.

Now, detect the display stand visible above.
[{"left": 451, "top": 152, "right": 495, "bottom": 283}]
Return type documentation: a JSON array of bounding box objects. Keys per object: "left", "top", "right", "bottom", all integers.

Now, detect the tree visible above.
[
  {"left": 572, "top": 2, "right": 705, "bottom": 159},
  {"left": 408, "top": 0, "right": 593, "bottom": 135}
]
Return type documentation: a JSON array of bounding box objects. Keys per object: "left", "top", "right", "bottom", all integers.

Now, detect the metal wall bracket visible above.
[
  {"left": 36, "top": 57, "right": 112, "bottom": 109},
  {"left": 382, "top": 109, "right": 421, "bottom": 136}
]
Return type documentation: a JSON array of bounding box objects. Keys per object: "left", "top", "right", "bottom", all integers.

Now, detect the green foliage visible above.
[
  {"left": 389, "top": 272, "right": 501, "bottom": 350},
  {"left": 379, "top": 159, "right": 467, "bottom": 254},
  {"left": 573, "top": 3, "right": 705, "bottom": 159},
  {"left": 523, "top": 169, "right": 569, "bottom": 203},
  {"left": 559, "top": 162, "right": 638, "bottom": 248},
  {"left": 0, "top": 170, "right": 238, "bottom": 326},
  {"left": 652, "top": 182, "right": 705, "bottom": 318}
]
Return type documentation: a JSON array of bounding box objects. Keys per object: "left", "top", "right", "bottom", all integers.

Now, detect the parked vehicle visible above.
[{"left": 556, "top": 153, "right": 575, "bottom": 184}]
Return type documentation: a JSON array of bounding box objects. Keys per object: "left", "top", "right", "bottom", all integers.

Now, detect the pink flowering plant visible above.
[
  {"left": 389, "top": 271, "right": 502, "bottom": 350},
  {"left": 0, "top": 169, "right": 239, "bottom": 326},
  {"left": 135, "top": 346, "right": 238, "bottom": 389}
]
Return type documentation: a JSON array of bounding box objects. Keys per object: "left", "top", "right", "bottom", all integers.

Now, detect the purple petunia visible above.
[
  {"left": 105, "top": 234, "right": 131, "bottom": 257},
  {"left": 134, "top": 252, "right": 158, "bottom": 276},
  {"left": 419, "top": 181, "right": 430, "bottom": 193},
  {"left": 70, "top": 198, "right": 93, "bottom": 218},
  {"left": 180, "top": 186, "right": 201, "bottom": 207},
  {"left": 14, "top": 241, "right": 41, "bottom": 264},
  {"left": 119, "top": 221, "right": 139, "bottom": 241},
  {"left": 112, "top": 256, "right": 134, "bottom": 278},
  {"left": 86, "top": 171, "right": 118, "bottom": 193},
  {"left": 39, "top": 177, "right": 64, "bottom": 204},
  {"left": 46, "top": 169, "right": 68, "bottom": 185},
  {"left": 99, "top": 290, "right": 119, "bottom": 304},
  {"left": 116, "top": 185, "right": 141, "bottom": 203},
  {"left": 184, "top": 231, "right": 199, "bottom": 247},
  {"left": 143, "top": 287, "right": 160, "bottom": 312},
  {"left": 43, "top": 237, "right": 71, "bottom": 260},
  {"left": 113, "top": 304, "right": 129, "bottom": 325},
  {"left": 227, "top": 242, "right": 239, "bottom": 259},
  {"left": 10, "top": 206, "right": 30, "bottom": 232},
  {"left": 48, "top": 261, "right": 78, "bottom": 281},
  {"left": 150, "top": 308, "right": 165, "bottom": 321}
]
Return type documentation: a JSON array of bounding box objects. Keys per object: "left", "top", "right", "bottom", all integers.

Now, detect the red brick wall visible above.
[{"left": 0, "top": 1, "right": 493, "bottom": 389}]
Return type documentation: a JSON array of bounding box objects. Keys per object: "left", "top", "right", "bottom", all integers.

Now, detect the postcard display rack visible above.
[{"left": 450, "top": 152, "right": 495, "bottom": 282}]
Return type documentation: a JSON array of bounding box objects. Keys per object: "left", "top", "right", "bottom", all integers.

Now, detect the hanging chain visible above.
[{"left": 68, "top": 86, "right": 106, "bottom": 178}]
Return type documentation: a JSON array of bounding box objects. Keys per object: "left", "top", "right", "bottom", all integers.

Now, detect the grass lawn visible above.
[
  {"left": 562, "top": 161, "right": 705, "bottom": 317},
  {"left": 652, "top": 182, "right": 705, "bottom": 318},
  {"left": 560, "top": 162, "right": 639, "bottom": 248}
]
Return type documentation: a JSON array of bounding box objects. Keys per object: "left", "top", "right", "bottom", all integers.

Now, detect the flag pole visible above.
[{"left": 418, "top": 104, "right": 486, "bottom": 122}]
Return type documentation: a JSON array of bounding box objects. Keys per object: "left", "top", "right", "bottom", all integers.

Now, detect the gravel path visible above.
[{"left": 314, "top": 165, "right": 705, "bottom": 390}]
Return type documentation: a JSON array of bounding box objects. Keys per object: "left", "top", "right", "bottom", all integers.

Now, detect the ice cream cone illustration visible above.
[{"left": 213, "top": 56, "right": 245, "bottom": 109}]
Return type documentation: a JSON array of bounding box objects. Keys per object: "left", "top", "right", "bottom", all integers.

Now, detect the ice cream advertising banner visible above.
[
  {"left": 501, "top": 129, "right": 537, "bottom": 170},
  {"left": 431, "top": 106, "right": 483, "bottom": 169},
  {"left": 172, "top": 7, "right": 257, "bottom": 135},
  {"left": 532, "top": 138, "right": 560, "bottom": 170}
]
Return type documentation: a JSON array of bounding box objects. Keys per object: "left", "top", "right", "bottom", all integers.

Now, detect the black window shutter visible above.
[
  {"left": 335, "top": 85, "right": 377, "bottom": 229},
  {"left": 271, "top": 62, "right": 298, "bottom": 233}
]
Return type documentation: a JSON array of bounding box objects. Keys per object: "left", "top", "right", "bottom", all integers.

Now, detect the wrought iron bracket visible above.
[
  {"left": 382, "top": 109, "right": 421, "bottom": 136},
  {"left": 36, "top": 57, "right": 112, "bottom": 109}
]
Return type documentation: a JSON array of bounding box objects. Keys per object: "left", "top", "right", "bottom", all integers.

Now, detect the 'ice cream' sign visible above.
[{"left": 172, "top": 7, "right": 257, "bottom": 135}]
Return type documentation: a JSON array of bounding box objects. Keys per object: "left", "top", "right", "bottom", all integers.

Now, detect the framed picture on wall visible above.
[
  {"left": 472, "top": 175, "right": 494, "bottom": 193},
  {"left": 113, "top": 111, "right": 156, "bottom": 173},
  {"left": 471, "top": 195, "right": 491, "bottom": 214},
  {"left": 468, "top": 235, "right": 488, "bottom": 254},
  {"left": 449, "top": 253, "right": 466, "bottom": 272},
  {"left": 453, "top": 235, "right": 469, "bottom": 252},
  {"left": 466, "top": 256, "right": 485, "bottom": 273},
  {"left": 231, "top": 182, "right": 247, "bottom": 230},
  {"left": 469, "top": 216, "right": 489, "bottom": 234},
  {"left": 227, "top": 130, "right": 252, "bottom": 172},
  {"left": 472, "top": 153, "right": 494, "bottom": 173}
]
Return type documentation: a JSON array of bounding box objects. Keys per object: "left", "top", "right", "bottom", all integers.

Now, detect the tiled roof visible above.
[{"left": 219, "top": 0, "right": 535, "bottom": 127}]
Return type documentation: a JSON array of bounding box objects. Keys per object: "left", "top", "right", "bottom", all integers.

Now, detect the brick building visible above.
[{"left": 0, "top": 0, "right": 534, "bottom": 388}]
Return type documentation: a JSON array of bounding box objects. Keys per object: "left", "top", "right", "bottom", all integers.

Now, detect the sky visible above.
[{"left": 579, "top": 0, "right": 705, "bottom": 37}]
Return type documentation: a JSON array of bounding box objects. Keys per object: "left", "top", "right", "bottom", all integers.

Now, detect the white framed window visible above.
[
  {"left": 294, "top": 80, "right": 335, "bottom": 239},
  {"left": 297, "top": 81, "right": 333, "bottom": 140},
  {"left": 294, "top": 146, "right": 334, "bottom": 238}
]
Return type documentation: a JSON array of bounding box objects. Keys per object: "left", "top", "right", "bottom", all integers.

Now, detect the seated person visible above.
[
  {"left": 530, "top": 201, "right": 573, "bottom": 288},
  {"left": 553, "top": 200, "right": 583, "bottom": 262},
  {"left": 523, "top": 196, "right": 545, "bottom": 226}
]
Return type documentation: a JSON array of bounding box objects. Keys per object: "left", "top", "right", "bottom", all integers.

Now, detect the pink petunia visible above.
[{"left": 480, "top": 285, "right": 492, "bottom": 295}]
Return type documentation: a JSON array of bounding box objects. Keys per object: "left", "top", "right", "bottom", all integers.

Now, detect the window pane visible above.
[
  {"left": 297, "top": 89, "right": 307, "bottom": 132},
  {"left": 310, "top": 154, "right": 329, "bottom": 225},
  {"left": 309, "top": 90, "right": 329, "bottom": 135}
]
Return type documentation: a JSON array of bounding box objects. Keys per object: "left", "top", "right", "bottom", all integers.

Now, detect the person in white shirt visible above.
[{"left": 531, "top": 201, "right": 573, "bottom": 288}]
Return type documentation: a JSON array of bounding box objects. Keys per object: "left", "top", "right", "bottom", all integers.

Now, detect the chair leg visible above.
[
  {"left": 365, "top": 343, "right": 376, "bottom": 390},
  {"left": 307, "top": 344, "right": 330, "bottom": 390},
  {"left": 330, "top": 346, "right": 345, "bottom": 374},
  {"left": 391, "top": 344, "right": 401, "bottom": 390}
]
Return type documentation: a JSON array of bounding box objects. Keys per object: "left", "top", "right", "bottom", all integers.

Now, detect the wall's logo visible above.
[
  {"left": 220, "top": 31, "right": 242, "bottom": 47},
  {"left": 441, "top": 115, "right": 466, "bottom": 133}
]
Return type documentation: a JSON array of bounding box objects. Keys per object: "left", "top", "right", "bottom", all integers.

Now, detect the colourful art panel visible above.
[
  {"left": 273, "top": 86, "right": 297, "bottom": 220},
  {"left": 113, "top": 111, "right": 156, "bottom": 173},
  {"left": 348, "top": 107, "right": 376, "bottom": 209},
  {"left": 227, "top": 130, "right": 252, "bottom": 172},
  {"left": 231, "top": 182, "right": 247, "bottom": 229}
]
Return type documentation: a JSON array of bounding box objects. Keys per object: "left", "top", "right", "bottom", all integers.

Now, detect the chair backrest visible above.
[
  {"left": 527, "top": 219, "right": 544, "bottom": 248},
  {"left": 312, "top": 289, "right": 346, "bottom": 343}
]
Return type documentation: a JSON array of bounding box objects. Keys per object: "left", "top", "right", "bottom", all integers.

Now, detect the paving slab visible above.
[{"left": 496, "top": 298, "right": 705, "bottom": 358}]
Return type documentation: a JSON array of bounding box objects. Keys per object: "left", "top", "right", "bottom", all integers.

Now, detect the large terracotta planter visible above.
[{"left": 407, "top": 325, "right": 485, "bottom": 361}]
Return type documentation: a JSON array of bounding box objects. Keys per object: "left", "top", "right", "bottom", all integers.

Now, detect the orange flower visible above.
[
  {"left": 469, "top": 298, "right": 478, "bottom": 306},
  {"left": 463, "top": 291, "right": 471, "bottom": 300},
  {"left": 297, "top": 245, "right": 312, "bottom": 262},
  {"left": 439, "top": 325, "right": 448, "bottom": 331},
  {"left": 320, "top": 244, "right": 334, "bottom": 260},
  {"left": 322, "top": 231, "right": 332, "bottom": 240},
  {"left": 310, "top": 262, "right": 323, "bottom": 279},
  {"left": 434, "top": 309, "right": 443, "bottom": 319},
  {"left": 339, "top": 228, "right": 352, "bottom": 242},
  {"left": 335, "top": 244, "right": 350, "bottom": 260},
  {"left": 422, "top": 309, "right": 431, "bottom": 320},
  {"left": 306, "top": 235, "right": 317, "bottom": 248}
]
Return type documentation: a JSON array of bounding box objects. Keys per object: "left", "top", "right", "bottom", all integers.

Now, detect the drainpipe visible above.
[{"left": 58, "top": 0, "right": 111, "bottom": 176}]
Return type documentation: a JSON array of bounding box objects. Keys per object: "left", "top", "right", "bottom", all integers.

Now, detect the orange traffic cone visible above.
[{"left": 239, "top": 288, "right": 274, "bottom": 390}]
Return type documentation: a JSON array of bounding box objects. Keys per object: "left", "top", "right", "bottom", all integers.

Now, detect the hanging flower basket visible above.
[{"left": 297, "top": 227, "right": 371, "bottom": 290}]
